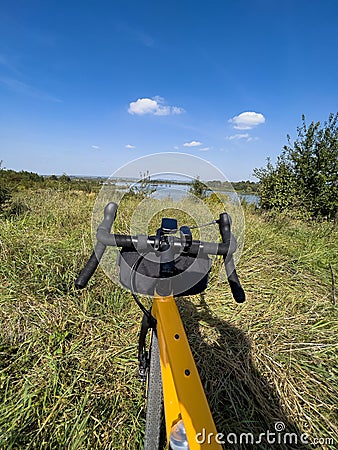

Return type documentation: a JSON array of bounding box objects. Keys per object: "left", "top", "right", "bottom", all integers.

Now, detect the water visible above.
[
  {"left": 149, "top": 183, "right": 259, "bottom": 205},
  {"left": 237, "top": 193, "right": 259, "bottom": 205},
  {"left": 114, "top": 180, "right": 259, "bottom": 205}
]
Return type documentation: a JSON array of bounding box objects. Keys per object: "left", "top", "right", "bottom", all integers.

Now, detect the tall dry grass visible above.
[{"left": 0, "top": 189, "right": 337, "bottom": 449}]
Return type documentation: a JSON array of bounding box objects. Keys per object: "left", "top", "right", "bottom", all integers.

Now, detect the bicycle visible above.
[{"left": 75, "top": 202, "right": 245, "bottom": 449}]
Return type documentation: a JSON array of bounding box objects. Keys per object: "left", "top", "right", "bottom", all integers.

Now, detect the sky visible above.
[{"left": 1, "top": 0, "right": 338, "bottom": 181}]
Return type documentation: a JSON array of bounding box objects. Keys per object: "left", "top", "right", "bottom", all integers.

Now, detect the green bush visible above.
[
  {"left": 189, "top": 176, "right": 208, "bottom": 199},
  {"left": 254, "top": 113, "right": 338, "bottom": 220},
  {"left": 0, "top": 185, "right": 11, "bottom": 212}
]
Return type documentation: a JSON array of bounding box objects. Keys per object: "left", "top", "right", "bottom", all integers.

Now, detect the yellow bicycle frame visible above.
[{"left": 152, "top": 293, "right": 222, "bottom": 449}]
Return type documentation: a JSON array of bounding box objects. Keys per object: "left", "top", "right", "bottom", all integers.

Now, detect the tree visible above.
[
  {"left": 129, "top": 171, "right": 156, "bottom": 198},
  {"left": 189, "top": 176, "right": 208, "bottom": 199},
  {"left": 254, "top": 113, "right": 338, "bottom": 219},
  {"left": 0, "top": 161, "right": 11, "bottom": 211},
  {"left": 59, "top": 173, "right": 71, "bottom": 183},
  {"left": 254, "top": 156, "right": 297, "bottom": 211}
]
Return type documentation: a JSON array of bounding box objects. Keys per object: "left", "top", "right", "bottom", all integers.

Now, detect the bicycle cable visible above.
[
  {"left": 130, "top": 252, "right": 156, "bottom": 326},
  {"left": 189, "top": 219, "right": 219, "bottom": 229},
  {"left": 129, "top": 217, "right": 220, "bottom": 321}
]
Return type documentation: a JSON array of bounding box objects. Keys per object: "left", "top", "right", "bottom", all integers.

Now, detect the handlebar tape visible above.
[
  {"left": 74, "top": 202, "right": 118, "bottom": 289},
  {"left": 218, "top": 212, "right": 246, "bottom": 303}
]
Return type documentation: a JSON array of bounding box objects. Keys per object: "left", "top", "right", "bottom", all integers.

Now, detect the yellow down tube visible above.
[{"left": 152, "top": 293, "right": 222, "bottom": 449}]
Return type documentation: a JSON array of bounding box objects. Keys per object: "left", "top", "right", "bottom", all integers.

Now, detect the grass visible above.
[{"left": 0, "top": 189, "right": 337, "bottom": 449}]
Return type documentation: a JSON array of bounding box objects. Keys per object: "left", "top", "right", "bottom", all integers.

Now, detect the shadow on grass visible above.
[{"left": 178, "top": 296, "right": 312, "bottom": 450}]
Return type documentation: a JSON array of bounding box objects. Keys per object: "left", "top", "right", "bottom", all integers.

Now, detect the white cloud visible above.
[
  {"left": 226, "top": 133, "right": 250, "bottom": 140},
  {"left": 125, "top": 144, "right": 136, "bottom": 149},
  {"left": 226, "top": 133, "right": 259, "bottom": 142},
  {"left": 171, "top": 106, "right": 184, "bottom": 115},
  {"left": 91, "top": 145, "right": 100, "bottom": 150},
  {"left": 228, "top": 111, "right": 265, "bottom": 130},
  {"left": 199, "top": 147, "right": 210, "bottom": 151},
  {"left": 173, "top": 146, "right": 179, "bottom": 150},
  {"left": 183, "top": 140, "right": 202, "bottom": 147},
  {"left": 128, "top": 96, "right": 184, "bottom": 116}
]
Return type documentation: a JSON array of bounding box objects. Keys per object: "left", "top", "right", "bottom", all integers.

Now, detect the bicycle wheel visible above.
[{"left": 144, "top": 328, "right": 164, "bottom": 449}]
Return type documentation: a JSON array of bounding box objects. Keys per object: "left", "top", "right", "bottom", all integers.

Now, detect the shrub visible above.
[{"left": 254, "top": 113, "right": 338, "bottom": 219}]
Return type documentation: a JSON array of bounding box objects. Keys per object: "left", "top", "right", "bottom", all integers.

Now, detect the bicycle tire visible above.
[{"left": 144, "top": 329, "right": 163, "bottom": 450}]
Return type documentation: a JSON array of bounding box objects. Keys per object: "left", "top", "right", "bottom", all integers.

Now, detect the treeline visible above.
[
  {"left": 139, "top": 179, "right": 259, "bottom": 193},
  {"left": 0, "top": 164, "right": 101, "bottom": 213},
  {"left": 0, "top": 166, "right": 100, "bottom": 192},
  {"left": 0, "top": 167, "right": 45, "bottom": 188},
  {"left": 254, "top": 113, "right": 338, "bottom": 220},
  {"left": 207, "top": 180, "right": 258, "bottom": 193}
]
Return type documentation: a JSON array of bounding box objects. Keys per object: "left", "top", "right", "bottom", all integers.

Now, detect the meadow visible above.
[{"left": 0, "top": 187, "right": 337, "bottom": 449}]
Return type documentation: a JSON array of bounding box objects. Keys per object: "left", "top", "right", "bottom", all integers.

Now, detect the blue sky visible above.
[{"left": 1, "top": 0, "right": 338, "bottom": 181}]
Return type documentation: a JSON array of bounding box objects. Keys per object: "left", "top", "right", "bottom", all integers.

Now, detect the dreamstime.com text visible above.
[{"left": 195, "top": 422, "right": 335, "bottom": 446}]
